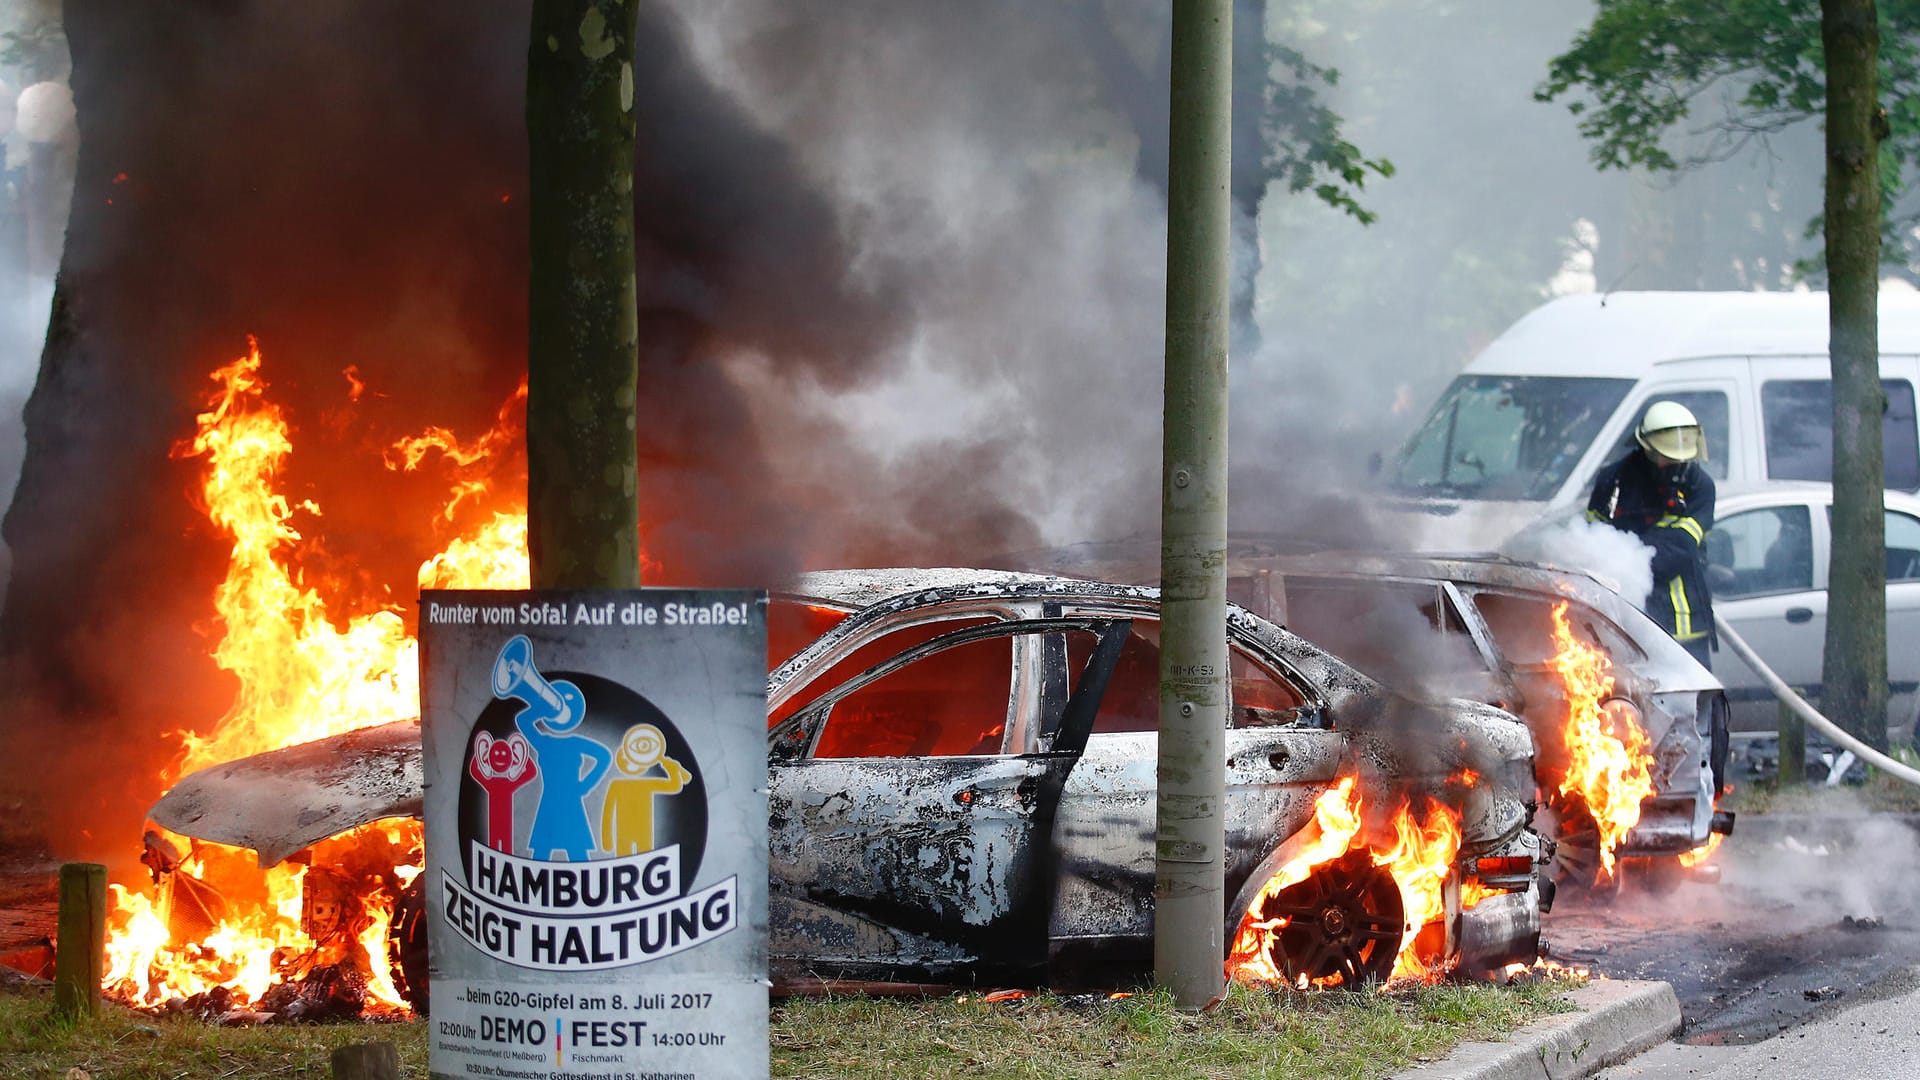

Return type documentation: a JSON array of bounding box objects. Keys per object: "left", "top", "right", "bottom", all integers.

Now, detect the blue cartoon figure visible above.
[{"left": 491, "top": 635, "right": 612, "bottom": 861}]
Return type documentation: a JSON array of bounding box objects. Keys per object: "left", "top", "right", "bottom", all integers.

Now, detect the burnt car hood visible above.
[{"left": 147, "top": 720, "right": 423, "bottom": 868}]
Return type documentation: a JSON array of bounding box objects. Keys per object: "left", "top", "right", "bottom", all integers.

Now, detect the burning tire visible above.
[
  {"left": 388, "top": 875, "right": 430, "bottom": 1016},
  {"left": 1236, "top": 850, "right": 1404, "bottom": 989}
]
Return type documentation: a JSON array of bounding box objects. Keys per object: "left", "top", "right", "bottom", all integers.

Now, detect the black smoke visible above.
[{"left": 0, "top": 1, "right": 1205, "bottom": 855}]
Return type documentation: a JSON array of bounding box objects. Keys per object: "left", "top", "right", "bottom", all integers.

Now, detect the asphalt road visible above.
[
  {"left": 1594, "top": 965, "right": 1920, "bottom": 1079},
  {"left": 1545, "top": 809, "right": 1920, "bottom": 1047}
]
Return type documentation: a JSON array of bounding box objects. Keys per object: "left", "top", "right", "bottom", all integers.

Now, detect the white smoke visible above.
[{"left": 1500, "top": 514, "right": 1656, "bottom": 608}]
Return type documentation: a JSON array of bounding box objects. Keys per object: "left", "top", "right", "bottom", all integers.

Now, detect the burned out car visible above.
[
  {"left": 761, "top": 569, "right": 1545, "bottom": 988},
  {"left": 148, "top": 569, "right": 1547, "bottom": 1007}
]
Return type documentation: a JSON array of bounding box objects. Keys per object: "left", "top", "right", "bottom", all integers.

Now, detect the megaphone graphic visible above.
[{"left": 492, "top": 634, "right": 586, "bottom": 733}]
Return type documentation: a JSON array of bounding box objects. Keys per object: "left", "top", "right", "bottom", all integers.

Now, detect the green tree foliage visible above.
[
  {"left": 1536, "top": 0, "right": 1920, "bottom": 268},
  {"left": 1261, "top": 41, "right": 1397, "bottom": 225}
]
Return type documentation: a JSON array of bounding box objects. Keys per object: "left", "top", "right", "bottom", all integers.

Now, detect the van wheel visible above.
[{"left": 1235, "top": 850, "right": 1404, "bottom": 989}]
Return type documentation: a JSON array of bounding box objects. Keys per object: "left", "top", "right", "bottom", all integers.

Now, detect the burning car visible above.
[
  {"left": 141, "top": 568, "right": 1547, "bottom": 1011},
  {"left": 761, "top": 570, "right": 1546, "bottom": 990},
  {"left": 1218, "top": 551, "right": 1733, "bottom": 892},
  {"left": 993, "top": 541, "right": 1733, "bottom": 892}
]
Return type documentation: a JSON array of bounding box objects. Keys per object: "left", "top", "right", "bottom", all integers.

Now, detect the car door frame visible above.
[
  {"left": 766, "top": 609, "right": 1133, "bottom": 983},
  {"left": 1043, "top": 602, "right": 1344, "bottom": 968}
]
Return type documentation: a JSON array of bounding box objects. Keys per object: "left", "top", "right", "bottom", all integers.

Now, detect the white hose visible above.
[{"left": 1714, "top": 615, "right": 1920, "bottom": 788}]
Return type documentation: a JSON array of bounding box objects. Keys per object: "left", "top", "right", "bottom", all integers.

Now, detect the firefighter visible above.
[{"left": 1587, "top": 400, "right": 1716, "bottom": 669}]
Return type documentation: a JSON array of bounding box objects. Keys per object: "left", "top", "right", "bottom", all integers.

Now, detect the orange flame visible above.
[
  {"left": 167, "top": 341, "right": 428, "bottom": 777},
  {"left": 105, "top": 820, "right": 423, "bottom": 1015},
  {"left": 108, "top": 341, "right": 531, "bottom": 1015},
  {"left": 1226, "top": 778, "right": 1365, "bottom": 985},
  {"left": 1501, "top": 956, "right": 1591, "bottom": 982},
  {"left": 1227, "top": 777, "right": 1468, "bottom": 989},
  {"left": 1375, "top": 797, "right": 1461, "bottom": 982},
  {"left": 1461, "top": 879, "right": 1504, "bottom": 910},
  {"left": 1678, "top": 833, "right": 1723, "bottom": 869},
  {"left": 1547, "top": 601, "right": 1654, "bottom": 882}
]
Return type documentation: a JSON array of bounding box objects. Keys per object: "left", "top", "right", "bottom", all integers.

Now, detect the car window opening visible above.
[
  {"left": 767, "top": 599, "right": 853, "bottom": 672},
  {"left": 1605, "top": 391, "right": 1731, "bottom": 481},
  {"left": 1710, "top": 505, "right": 1814, "bottom": 598},
  {"left": 1472, "top": 591, "right": 1642, "bottom": 667},
  {"left": 1280, "top": 579, "right": 1468, "bottom": 687},
  {"left": 1763, "top": 378, "right": 1920, "bottom": 490},
  {"left": 812, "top": 634, "right": 1014, "bottom": 758},
  {"left": 769, "top": 613, "right": 1001, "bottom": 728},
  {"left": 1064, "top": 618, "right": 1306, "bottom": 734}
]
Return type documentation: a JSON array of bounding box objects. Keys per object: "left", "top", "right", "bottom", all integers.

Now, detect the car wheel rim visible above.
[{"left": 1245, "top": 849, "right": 1404, "bottom": 989}]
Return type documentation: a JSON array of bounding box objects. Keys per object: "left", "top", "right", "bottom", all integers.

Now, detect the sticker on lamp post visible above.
[{"left": 421, "top": 590, "right": 767, "bottom": 1080}]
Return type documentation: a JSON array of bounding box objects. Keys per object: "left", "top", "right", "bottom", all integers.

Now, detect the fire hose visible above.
[{"left": 1714, "top": 614, "right": 1920, "bottom": 788}]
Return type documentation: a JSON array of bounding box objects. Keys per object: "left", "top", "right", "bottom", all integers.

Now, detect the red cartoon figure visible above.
[{"left": 468, "top": 730, "right": 538, "bottom": 853}]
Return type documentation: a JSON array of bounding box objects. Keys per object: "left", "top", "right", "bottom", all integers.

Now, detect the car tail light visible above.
[{"left": 1474, "top": 856, "right": 1533, "bottom": 878}]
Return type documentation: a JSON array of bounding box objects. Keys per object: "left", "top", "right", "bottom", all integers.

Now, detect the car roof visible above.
[
  {"left": 1462, "top": 290, "right": 1920, "bottom": 379},
  {"left": 780, "top": 567, "right": 1117, "bottom": 608},
  {"left": 767, "top": 567, "right": 1396, "bottom": 708},
  {"left": 1716, "top": 482, "right": 1920, "bottom": 515}
]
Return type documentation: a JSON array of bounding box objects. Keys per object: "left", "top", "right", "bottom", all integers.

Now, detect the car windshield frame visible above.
[{"left": 1388, "top": 374, "right": 1634, "bottom": 500}]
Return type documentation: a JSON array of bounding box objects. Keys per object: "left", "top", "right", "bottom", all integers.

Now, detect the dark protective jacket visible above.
[{"left": 1586, "top": 450, "right": 1716, "bottom": 646}]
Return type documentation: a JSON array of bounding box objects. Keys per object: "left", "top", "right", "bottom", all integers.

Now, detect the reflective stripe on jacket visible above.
[{"left": 1586, "top": 453, "right": 1716, "bottom": 645}]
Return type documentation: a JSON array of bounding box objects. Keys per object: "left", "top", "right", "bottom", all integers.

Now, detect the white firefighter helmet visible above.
[{"left": 1636, "top": 400, "right": 1705, "bottom": 462}]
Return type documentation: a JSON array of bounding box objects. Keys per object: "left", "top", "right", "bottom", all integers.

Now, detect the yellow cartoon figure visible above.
[{"left": 599, "top": 723, "right": 692, "bottom": 856}]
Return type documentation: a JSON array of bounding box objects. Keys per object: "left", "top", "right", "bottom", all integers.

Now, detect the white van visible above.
[{"left": 1382, "top": 290, "right": 1920, "bottom": 552}]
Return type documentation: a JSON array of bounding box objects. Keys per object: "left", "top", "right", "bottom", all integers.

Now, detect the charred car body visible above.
[
  {"left": 149, "top": 569, "right": 1548, "bottom": 1006},
  {"left": 762, "top": 570, "right": 1545, "bottom": 989}
]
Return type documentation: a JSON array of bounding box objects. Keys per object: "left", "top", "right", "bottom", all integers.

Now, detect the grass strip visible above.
[
  {"left": 0, "top": 979, "right": 425, "bottom": 1080},
  {"left": 771, "top": 978, "right": 1577, "bottom": 1080},
  {"left": 0, "top": 974, "right": 1577, "bottom": 1080}
]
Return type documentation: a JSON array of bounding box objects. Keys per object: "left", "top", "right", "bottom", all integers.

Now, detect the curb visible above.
[{"left": 1389, "top": 979, "right": 1681, "bottom": 1080}]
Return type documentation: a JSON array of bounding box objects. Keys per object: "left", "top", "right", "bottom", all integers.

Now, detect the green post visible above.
[
  {"left": 1155, "top": 0, "right": 1232, "bottom": 1011},
  {"left": 1778, "top": 699, "right": 1806, "bottom": 787},
  {"left": 526, "top": 0, "right": 643, "bottom": 589},
  {"left": 53, "top": 862, "right": 106, "bottom": 1020}
]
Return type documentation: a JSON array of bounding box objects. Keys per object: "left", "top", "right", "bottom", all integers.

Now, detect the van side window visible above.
[
  {"left": 1762, "top": 379, "right": 1920, "bottom": 490},
  {"left": 1607, "top": 392, "right": 1729, "bottom": 479}
]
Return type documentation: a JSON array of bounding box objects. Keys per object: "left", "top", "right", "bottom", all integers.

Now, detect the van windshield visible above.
[{"left": 1389, "top": 375, "right": 1633, "bottom": 500}]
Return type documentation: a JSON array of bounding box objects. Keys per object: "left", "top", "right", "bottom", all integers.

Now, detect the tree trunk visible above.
[
  {"left": 1156, "top": 0, "right": 1231, "bottom": 1011},
  {"left": 526, "top": 0, "right": 641, "bottom": 589},
  {"left": 1819, "top": 0, "right": 1887, "bottom": 752}
]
